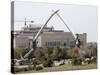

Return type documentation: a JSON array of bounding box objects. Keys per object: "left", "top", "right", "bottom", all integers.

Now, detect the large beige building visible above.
[
  {"left": 13, "top": 24, "right": 87, "bottom": 48},
  {"left": 37, "top": 32, "right": 75, "bottom": 48}
]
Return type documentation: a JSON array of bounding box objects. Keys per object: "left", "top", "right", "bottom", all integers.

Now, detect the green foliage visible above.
[
  {"left": 14, "top": 48, "right": 28, "bottom": 59},
  {"left": 32, "top": 59, "right": 42, "bottom": 69},
  {"left": 52, "top": 47, "right": 68, "bottom": 61},
  {"left": 83, "top": 45, "right": 97, "bottom": 58},
  {"left": 52, "top": 46, "right": 62, "bottom": 60},
  {"left": 34, "top": 49, "right": 44, "bottom": 59},
  {"left": 43, "top": 58, "right": 53, "bottom": 67},
  {"left": 34, "top": 47, "right": 54, "bottom": 67},
  {"left": 61, "top": 47, "right": 68, "bottom": 59},
  {"left": 70, "top": 48, "right": 79, "bottom": 58},
  {"left": 34, "top": 47, "right": 53, "bottom": 62},
  {"left": 72, "top": 57, "right": 82, "bottom": 65},
  {"left": 35, "top": 66, "right": 43, "bottom": 71},
  {"left": 69, "top": 48, "right": 83, "bottom": 65},
  {"left": 90, "top": 57, "right": 97, "bottom": 64}
]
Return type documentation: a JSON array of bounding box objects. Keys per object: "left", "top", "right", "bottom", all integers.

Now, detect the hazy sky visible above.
[{"left": 13, "top": 1, "right": 98, "bottom": 42}]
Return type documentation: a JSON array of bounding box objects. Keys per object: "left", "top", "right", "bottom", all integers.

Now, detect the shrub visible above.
[
  {"left": 72, "top": 57, "right": 82, "bottom": 65},
  {"left": 36, "top": 66, "right": 43, "bottom": 71},
  {"left": 28, "top": 66, "right": 34, "bottom": 70},
  {"left": 90, "top": 57, "right": 97, "bottom": 63},
  {"left": 43, "top": 61, "right": 48, "bottom": 67},
  {"left": 43, "top": 59, "right": 53, "bottom": 67},
  {"left": 14, "top": 48, "right": 28, "bottom": 59},
  {"left": 23, "top": 67, "right": 29, "bottom": 71}
]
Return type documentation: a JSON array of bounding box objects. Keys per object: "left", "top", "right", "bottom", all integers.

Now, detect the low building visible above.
[
  {"left": 37, "top": 32, "right": 75, "bottom": 48},
  {"left": 13, "top": 24, "right": 87, "bottom": 49}
]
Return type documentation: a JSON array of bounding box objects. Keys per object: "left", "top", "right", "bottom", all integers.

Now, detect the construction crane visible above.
[
  {"left": 20, "top": 10, "right": 59, "bottom": 62},
  {"left": 15, "top": 17, "right": 34, "bottom": 26}
]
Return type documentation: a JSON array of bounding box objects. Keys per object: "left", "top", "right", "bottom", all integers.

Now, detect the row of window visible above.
[
  {"left": 45, "top": 41, "right": 60, "bottom": 46},
  {"left": 45, "top": 41, "right": 76, "bottom": 47}
]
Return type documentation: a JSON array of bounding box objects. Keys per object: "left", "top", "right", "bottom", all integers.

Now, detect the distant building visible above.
[
  {"left": 37, "top": 32, "right": 75, "bottom": 48},
  {"left": 13, "top": 24, "right": 87, "bottom": 49},
  {"left": 36, "top": 32, "right": 87, "bottom": 48},
  {"left": 77, "top": 33, "right": 87, "bottom": 45},
  {"left": 87, "top": 42, "right": 97, "bottom": 47}
]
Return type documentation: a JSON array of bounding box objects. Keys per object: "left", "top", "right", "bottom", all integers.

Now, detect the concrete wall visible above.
[{"left": 40, "top": 32, "right": 75, "bottom": 48}]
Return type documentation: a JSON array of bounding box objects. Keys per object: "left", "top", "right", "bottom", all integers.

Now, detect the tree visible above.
[
  {"left": 34, "top": 47, "right": 54, "bottom": 67},
  {"left": 60, "top": 47, "right": 68, "bottom": 61},
  {"left": 34, "top": 48, "right": 44, "bottom": 59},
  {"left": 68, "top": 48, "right": 82, "bottom": 65},
  {"left": 14, "top": 48, "right": 28, "bottom": 59},
  {"left": 52, "top": 46, "right": 62, "bottom": 61},
  {"left": 43, "top": 58, "right": 53, "bottom": 67},
  {"left": 68, "top": 48, "right": 79, "bottom": 58}
]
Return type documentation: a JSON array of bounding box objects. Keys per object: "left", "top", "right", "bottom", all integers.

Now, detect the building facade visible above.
[
  {"left": 37, "top": 32, "right": 75, "bottom": 48},
  {"left": 13, "top": 25, "right": 87, "bottom": 49}
]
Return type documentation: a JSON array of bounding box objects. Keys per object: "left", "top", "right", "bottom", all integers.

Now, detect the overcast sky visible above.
[{"left": 13, "top": 1, "right": 98, "bottom": 42}]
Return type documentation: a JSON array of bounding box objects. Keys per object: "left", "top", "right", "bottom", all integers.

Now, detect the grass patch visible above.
[{"left": 15, "top": 63, "right": 97, "bottom": 74}]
